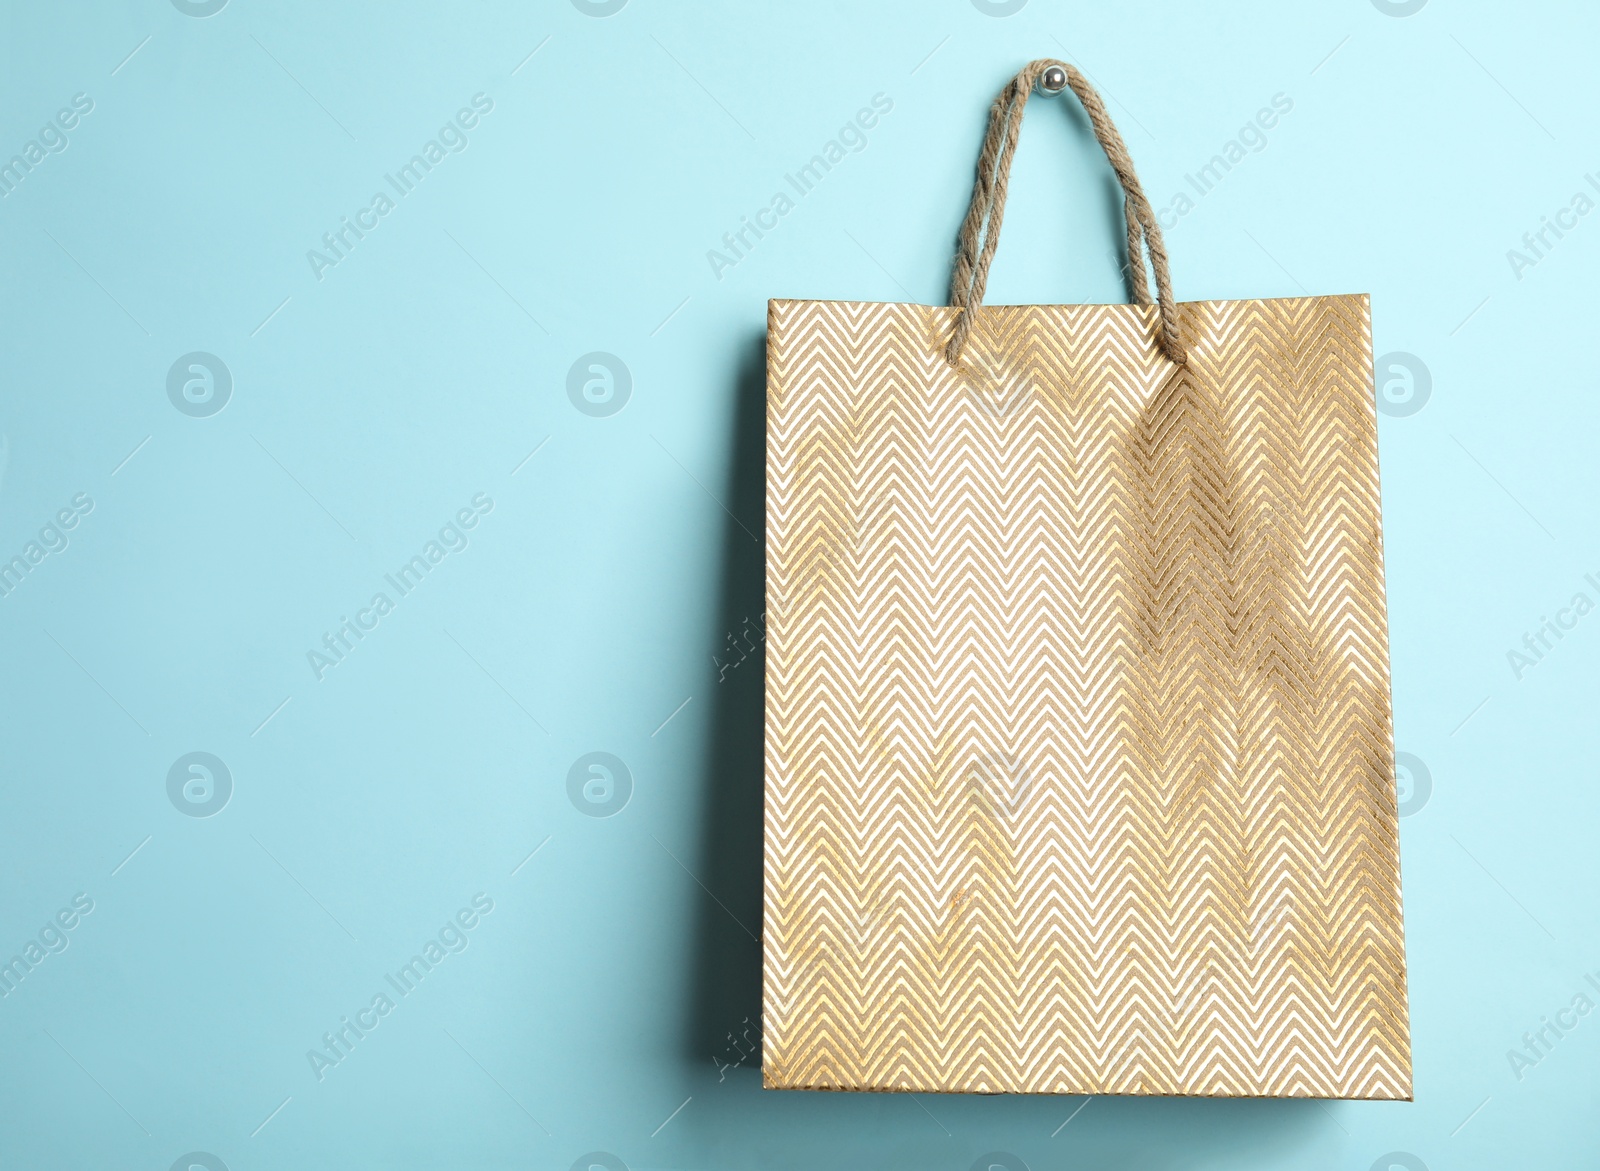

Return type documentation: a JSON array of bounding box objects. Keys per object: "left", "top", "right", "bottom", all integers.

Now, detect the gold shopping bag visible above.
[{"left": 762, "top": 59, "right": 1410, "bottom": 1097}]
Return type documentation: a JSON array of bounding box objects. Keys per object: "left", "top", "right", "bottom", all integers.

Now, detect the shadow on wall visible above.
[{"left": 685, "top": 329, "right": 767, "bottom": 1078}]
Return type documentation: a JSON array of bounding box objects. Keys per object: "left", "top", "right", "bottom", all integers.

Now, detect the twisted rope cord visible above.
[
  {"left": 1125, "top": 197, "right": 1152, "bottom": 306},
  {"left": 946, "top": 58, "right": 1184, "bottom": 366}
]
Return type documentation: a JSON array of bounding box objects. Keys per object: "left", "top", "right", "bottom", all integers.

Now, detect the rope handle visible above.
[{"left": 946, "top": 59, "right": 1186, "bottom": 368}]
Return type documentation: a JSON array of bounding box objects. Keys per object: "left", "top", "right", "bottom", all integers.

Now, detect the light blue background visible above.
[{"left": 1, "top": 1, "right": 1596, "bottom": 1169}]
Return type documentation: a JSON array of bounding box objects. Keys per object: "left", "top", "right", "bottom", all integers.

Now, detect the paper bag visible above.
[{"left": 761, "top": 58, "right": 1410, "bottom": 1097}]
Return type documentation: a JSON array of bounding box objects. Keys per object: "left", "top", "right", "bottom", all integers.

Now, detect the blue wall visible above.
[{"left": 0, "top": 2, "right": 1595, "bottom": 1168}]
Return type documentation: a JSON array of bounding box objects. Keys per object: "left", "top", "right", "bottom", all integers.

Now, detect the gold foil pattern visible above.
[{"left": 762, "top": 295, "right": 1410, "bottom": 1097}]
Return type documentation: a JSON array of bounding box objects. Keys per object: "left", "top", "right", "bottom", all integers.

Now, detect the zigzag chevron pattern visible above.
[{"left": 762, "top": 295, "right": 1410, "bottom": 1098}]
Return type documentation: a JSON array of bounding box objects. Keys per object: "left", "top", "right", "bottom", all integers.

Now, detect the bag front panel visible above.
[{"left": 763, "top": 294, "right": 1408, "bottom": 1098}]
